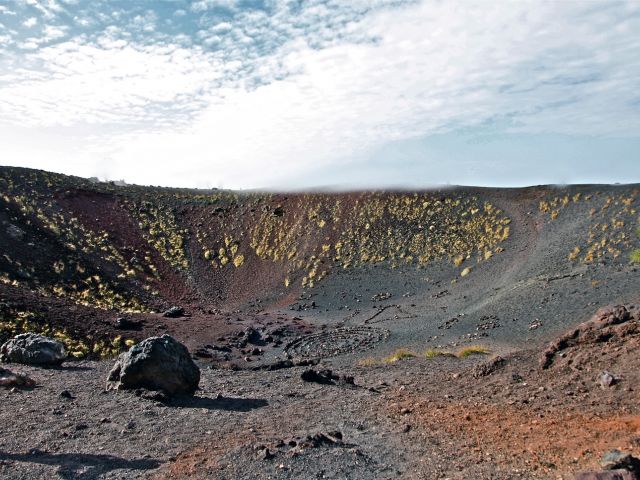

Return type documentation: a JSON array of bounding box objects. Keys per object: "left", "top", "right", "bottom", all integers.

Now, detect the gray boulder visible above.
[
  {"left": 0, "top": 333, "right": 66, "bottom": 366},
  {"left": 106, "top": 335, "right": 200, "bottom": 396}
]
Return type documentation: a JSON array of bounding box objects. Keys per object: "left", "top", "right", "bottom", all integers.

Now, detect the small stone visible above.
[
  {"left": 599, "top": 371, "right": 617, "bottom": 388},
  {"left": 256, "top": 448, "right": 274, "bottom": 461}
]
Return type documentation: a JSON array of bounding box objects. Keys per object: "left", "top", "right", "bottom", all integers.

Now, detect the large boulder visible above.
[
  {"left": 0, "top": 333, "right": 66, "bottom": 366},
  {"left": 106, "top": 335, "right": 200, "bottom": 396}
]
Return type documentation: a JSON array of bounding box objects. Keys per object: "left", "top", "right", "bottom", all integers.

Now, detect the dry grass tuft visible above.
[
  {"left": 456, "top": 345, "right": 490, "bottom": 358},
  {"left": 383, "top": 348, "right": 416, "bottom": 364},
  {"left": 358, "top": 357, "right": 377, "bottom": 367},
  {"left": 424, "top": 349, "right": 455, "bottom": 359}
]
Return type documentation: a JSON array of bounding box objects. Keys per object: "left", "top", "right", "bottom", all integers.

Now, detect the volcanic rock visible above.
[
  {"left": 115, "top": 317, "right": 141, "bottom": 330},
  {"left": 600, "top": 450, "right": 640, "bottom": 472},
  {"left": 106, "top": 334, "right": 200, "bottom": 395},
  {"left": 599, "top": 371, "right": 618, "bottom": 388},
  {"left": 0, "top": 367, "right": 36, "bottom": 388},
  {"left": 472, "top": 355, "right": 506, "bottom": 378},
  {"left": 541, "top": 305, "right": 638, "bottom": 369},
  {"left": 162, "top": 306, "right": 185, "bottom": 318},
  {"left": 0, "top": 333, "right": 66, "bottom": 366},
  {"left": 574, "top": 471, "right": 638, "bottom": 480},
  {"left": 6, "top": 224, "right": 25, "bottom": 241},
  {"left": 300, "top": 369, "right": 354, "bottom": 386}
]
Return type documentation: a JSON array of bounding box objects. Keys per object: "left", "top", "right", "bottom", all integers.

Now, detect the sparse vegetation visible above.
[
  {"left": 358, "top": 357, "right": 377, "bottom": 366},
  {"left": 424, "top": 348, "right": 455, "bottom": 359},
  {"left": 383, "top": 348, "right": 416, "bottom": 364},
  {"left": 248, "top": 192, "right": 511, "bottom": 288},
  {"left": 360, "top": 346, "right": 486, "bottom": 365},
  {"left": 0, "top": 306, "right": 135, "bottom": 360},
  {"left": 541, "top": 191, "right": 639, "bottom": 264},
  {"left": 456, "top": 345, "right": 490, "bottom": 358},
  {"left": 128, "top": 200, "right": 190, "bottom": 271},
  {"left": 631, "top": 225, "right": 640, "bottom": 264}
]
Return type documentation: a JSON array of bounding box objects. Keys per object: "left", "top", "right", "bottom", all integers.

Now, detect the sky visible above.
[{"left": 0, "top": 0, "right": 639, "bottom": 189}]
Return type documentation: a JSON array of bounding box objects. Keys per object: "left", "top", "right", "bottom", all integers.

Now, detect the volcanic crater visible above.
[{"left": 1, "top": 167, "right": 639, "bottom": 479}]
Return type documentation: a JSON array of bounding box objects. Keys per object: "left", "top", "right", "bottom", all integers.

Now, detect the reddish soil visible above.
[{"left": 387, "top": 306, "right": 640, "bottom": 478}]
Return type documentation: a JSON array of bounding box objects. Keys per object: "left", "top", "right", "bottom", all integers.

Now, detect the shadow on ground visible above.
[
  {"left": 0, "top": 450, "right": 161, "bottom": 479},
  {"left": 167, "top": 395, "right": 269, "bottom": 411}
]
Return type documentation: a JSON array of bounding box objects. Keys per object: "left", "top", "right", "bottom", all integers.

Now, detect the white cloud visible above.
[
  {"left": 191, "top": 0, "right": 238, "bottom": 13},
  {"left": 18, "top": 38, "right": 40, "bottom": 49},
  {"left": 130, "top": 11, "right": 157, "bottom": 33},
  {"left": 23, "top": 17, "right": 38, "bottom": 27},
  {"left": 23, "top": 0, "right": 64, "bottom": 19},
  {"left": 210, "top": 22, "right": 232, "bottom": 34},
  {"left": 0, "top": 39, "right": 228, "bottom": 128},
  {"left": 42, "top": 24, "right": 67, "bottom": 40},
  {"left": 1, "top": 0, "right": 639, "bottom": 188},
  {"left": 0, "top": 6, "right": 17, "bottom": 15},
  {"left": 73, "top": 16, "right": 91, "bottom": 27}
]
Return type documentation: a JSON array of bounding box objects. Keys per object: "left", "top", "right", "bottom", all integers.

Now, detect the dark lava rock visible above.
[
  {"left": 193, "top": 343, "right": 232, "bottom": 361},
  {"left": 162, "top": 306, "right": 185, "bottom": 318},
  {"left": 59, "top": 390, "right": 74, "bottom": 399},
  {"left": 252, "top": 358, "right": 320, "bottom": 372},
  {"left": 301, "top": 369, "right": 354, "bottom": 386},
  {"left": 575, "top": 471, "right": 638, "bottom": 480},
  {"left": 106, "top": 335, "right": 200, "bottom": 396},
  {"left": 295, "top": 431, "right": 344, "bottom": 449},
  {"left": 255, "top": 447, "right": 274, "bottom": 461},
  {"left": 136, "top": 389, "right": 170, "bottom": 403},
  {"left": 601, "top": 450, "right": 640, "bottom": 472},
  {"left": 0, "top": 367, "right": 36, "bottom": 388},
  {"left": 0, "top": 333, "right": 66, "bottom": 366},
  {"left": 115, "top": 317, "right": 141, "bottom": 330},
  {"left": 576, "top": 451, "right": 640, "bottom": 479}
]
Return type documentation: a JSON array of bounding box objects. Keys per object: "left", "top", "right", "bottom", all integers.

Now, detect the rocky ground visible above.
[{"left": 1, "top": 304, "right": 639, "bottom": 479}]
